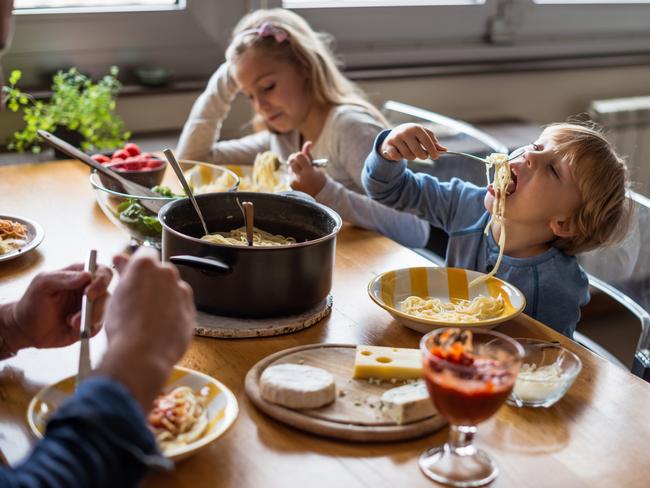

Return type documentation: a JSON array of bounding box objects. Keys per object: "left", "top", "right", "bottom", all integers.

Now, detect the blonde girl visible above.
[{"left": 176, "top": 8, "right": 430, "bottom": 247}]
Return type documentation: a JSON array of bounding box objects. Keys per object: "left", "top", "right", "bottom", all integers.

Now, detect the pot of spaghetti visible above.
[{"left": 159, "top": 191, "right": 342, "bottom": 318}]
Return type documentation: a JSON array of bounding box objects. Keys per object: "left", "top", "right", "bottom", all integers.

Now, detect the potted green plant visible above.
[{"left": 2, "top": 66, "right": 130, "bottom": 155}]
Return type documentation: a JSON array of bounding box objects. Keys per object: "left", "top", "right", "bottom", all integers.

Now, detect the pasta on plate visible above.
[
  {"left": 400, "top": 295, "right": 505, "bottom": 323},
  {"left": 0, "top": 218, "right": 28, "bottom": 255},
  {"left": 192, "top": 151, "right": 289, "bottom": 194},
  {"left": 148, "top": 386, "right": 209, "bottom": 452}
]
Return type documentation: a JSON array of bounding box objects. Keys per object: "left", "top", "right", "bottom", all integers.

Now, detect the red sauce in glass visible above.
[{"left": 423, "top": 347, "right": 515, "bottom": 426}]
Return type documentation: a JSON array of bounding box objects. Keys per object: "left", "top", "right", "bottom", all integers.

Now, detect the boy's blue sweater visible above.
[{"left": 363, "top": 129, "right": 589, "bottom": 337}]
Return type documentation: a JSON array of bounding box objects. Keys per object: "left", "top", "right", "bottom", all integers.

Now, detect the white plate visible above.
[
  {"left": 368, "top": 266, "right": 526, "bottom": 333},
  {"left": 185, "top": 163, "right": 289, "bottom": 194},
  {"left": 27, "top": 365, "right": 239, "bottom": 462},
  {"left": 0, "top": 214, "right": 45, "bottom": 263}
]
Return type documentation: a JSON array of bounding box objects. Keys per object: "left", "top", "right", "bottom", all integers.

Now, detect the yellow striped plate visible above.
[
  {"left": 27, "top": 365, "right": 239, "bottom": 462},
  {"left": 367, "top": 267, "right": 526, "bottom": 333}
]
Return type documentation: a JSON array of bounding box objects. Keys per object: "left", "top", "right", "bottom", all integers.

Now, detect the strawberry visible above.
[
  {"left": 124, "top": 143, "right": 141, "bottom": 157},
  {"left": 91, "top": 154, "right": 110, "bottom": 164},
  {"left": 112, "top": 149, "right": 130, "bottom": 160}
]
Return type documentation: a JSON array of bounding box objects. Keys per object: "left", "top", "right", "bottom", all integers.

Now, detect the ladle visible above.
[{"left": 163, "top": 148, "right": 209, "bottom": 236}]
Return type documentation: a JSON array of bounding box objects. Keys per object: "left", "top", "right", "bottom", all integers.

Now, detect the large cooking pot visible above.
[{"left": 159, "top": 192, "right": 342, "bottom": 318}]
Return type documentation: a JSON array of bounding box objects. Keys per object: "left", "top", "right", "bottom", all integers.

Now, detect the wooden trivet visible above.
[{"left": 194, "top": 295, "right": 333, "bottom": 339}]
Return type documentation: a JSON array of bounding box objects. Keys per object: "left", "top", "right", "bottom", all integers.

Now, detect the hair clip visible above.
[
  {"left": 259, "top": 23, "right": 289, "bottom": 43},
  {"left": 239, "top": 22, "right": 289, "bottom": 44}
]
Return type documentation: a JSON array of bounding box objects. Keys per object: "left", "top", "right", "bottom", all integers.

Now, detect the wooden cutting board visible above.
[{"left": 245, "top": 343, "right": 447, "bottom": 442}]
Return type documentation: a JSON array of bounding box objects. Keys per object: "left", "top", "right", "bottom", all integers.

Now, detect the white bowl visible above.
[
  {"left": 367, "top": 266, "right": 526, "bottom": 333},
  {"left": 27, "top": 365, "right": 239, "bottom": 462},
  {"left": 185, "top": 163, "right": 290, "bottom": 193}
]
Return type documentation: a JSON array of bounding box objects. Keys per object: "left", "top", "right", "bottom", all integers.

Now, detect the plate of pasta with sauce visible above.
[
  {"left": 184, "top": 151, "right": 290, "bottom": 194},
  {"left": 27, "top": 366, "right": 239, "bottom": 462},
  {"left": 367, "top": 267, "right": 526, "bottom": 333},
  {"left": 0, "top": 214, "right": 45, "bottom": 263}
]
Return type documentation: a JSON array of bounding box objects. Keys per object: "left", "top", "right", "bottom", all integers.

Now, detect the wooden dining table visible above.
[{"left": 1, "top": 159, "right": 649, "bottom": 487}]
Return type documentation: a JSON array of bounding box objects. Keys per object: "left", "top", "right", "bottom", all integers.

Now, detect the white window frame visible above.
[
  {"left": 4, "top": 0, "right": 251, "bottom": 85},
  {"left": 4, "top": 0, "right": 650, "bottom": 86},
  {"left": 272, "top": 0, "right": 650, "bottom": 70}
]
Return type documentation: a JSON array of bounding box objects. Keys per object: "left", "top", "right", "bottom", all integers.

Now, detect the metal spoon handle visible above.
[
  {"left": 163, "top": 149, "right": 209, "bottom": 236},
  {"left": 242, "top": 201, "right": 254, "bottom": 246}
]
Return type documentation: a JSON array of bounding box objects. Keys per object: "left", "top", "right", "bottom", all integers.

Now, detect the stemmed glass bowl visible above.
[{"left": 420, "top": 328, "right": 524, "bottom": 487}]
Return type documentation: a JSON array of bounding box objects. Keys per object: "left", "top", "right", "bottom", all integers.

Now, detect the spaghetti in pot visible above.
[
  {"left": 400, "top": 294, "right": 505, "bottom": 323},
  {"left": 148, "top": 386, "right": 209, "bottom": 452},
  {"left": 202, "top": 226, "right": 296, "bottom": 246}
]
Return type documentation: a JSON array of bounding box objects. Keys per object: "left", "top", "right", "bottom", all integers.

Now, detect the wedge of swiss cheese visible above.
[{"left": 352, "top": 345, "right": 422, "bottom": 380}]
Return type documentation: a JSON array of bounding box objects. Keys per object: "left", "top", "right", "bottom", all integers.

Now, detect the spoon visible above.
[
  {"left": 163, "top": 148, "right": 209, "bottom": 236},
  {"left": 38, "top": 130, "right": 164, "bottom": 214}
]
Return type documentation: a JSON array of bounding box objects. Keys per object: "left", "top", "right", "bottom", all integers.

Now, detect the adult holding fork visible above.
[{"left": 0, "top": 248, "right": 197, "bottom": 487}]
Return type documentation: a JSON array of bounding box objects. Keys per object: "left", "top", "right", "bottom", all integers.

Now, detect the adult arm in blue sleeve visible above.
[{"left": 0, "top": 377, "right": 170, "bottom": 488}]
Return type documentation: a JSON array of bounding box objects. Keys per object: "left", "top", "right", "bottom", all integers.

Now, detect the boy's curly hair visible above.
[{"left": 547, "top": 121, "right": 633, "bottom": 255}]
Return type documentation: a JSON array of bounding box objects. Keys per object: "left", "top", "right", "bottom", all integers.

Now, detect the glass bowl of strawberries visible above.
[{"left": 92, "top": 142, "right": 167, "bottom": 190}]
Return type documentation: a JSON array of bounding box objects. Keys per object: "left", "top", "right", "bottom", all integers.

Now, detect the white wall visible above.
[{"left": 2, "top": 64, "right": 650, "bottom": 148}]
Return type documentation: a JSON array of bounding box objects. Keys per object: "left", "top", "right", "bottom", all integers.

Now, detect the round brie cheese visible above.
[{"left": 260, "top": 363, "right": 336, "bottom": 409}]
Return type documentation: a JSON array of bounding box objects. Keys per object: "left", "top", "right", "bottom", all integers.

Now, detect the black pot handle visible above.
[{"left": 169, "top": 255, "right": 231, "bottom": 274}]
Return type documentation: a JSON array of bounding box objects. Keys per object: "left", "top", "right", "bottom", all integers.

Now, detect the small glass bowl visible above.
[
  {"left": 507, "top": 338, "right": 582, "bottom": 408},
  {"left": 90, "top": 162, "right": 239, "bottom": 248}
]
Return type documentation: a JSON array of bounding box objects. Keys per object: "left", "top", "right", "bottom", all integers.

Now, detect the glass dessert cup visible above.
[{"left": 419, "top": 328, "right": 524, "bottom": 487}]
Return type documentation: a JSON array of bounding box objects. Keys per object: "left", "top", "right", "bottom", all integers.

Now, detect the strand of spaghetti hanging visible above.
[{"left": 469, "top": 153, "right": 512, "bottom": 289}]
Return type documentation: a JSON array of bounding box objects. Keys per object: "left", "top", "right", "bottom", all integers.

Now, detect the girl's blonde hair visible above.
[
  {"left": 547, "top": 122, "right": 632, "bottom": 255},
  {"left": 225, "top": 8, "right": 387, "bottom": 127}
]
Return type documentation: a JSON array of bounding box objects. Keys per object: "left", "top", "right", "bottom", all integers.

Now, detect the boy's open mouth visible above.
[{"left": 487, "top": 169, "right": 518, "bottom": 197}]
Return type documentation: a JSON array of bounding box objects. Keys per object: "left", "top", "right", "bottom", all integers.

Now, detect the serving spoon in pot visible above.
[
  {"left": 164, "top": 148, "right": 209, "bottom": 236},
  {"left": 235, "top": 198, "right": 255, "bottom": 246}
]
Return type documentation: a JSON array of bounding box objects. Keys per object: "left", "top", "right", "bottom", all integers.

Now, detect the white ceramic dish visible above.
[
  {"left": 185, "top": 163, "right": 290, "bottom": 194},
  {"left": 0, "top": 214, "right": 45, "bottom": 263},
  {"left": 27, "top": 365, "right": 239, "bottom": 462},
  {"left": 367, "top": 266, "right": 526, "bottom": 333}
]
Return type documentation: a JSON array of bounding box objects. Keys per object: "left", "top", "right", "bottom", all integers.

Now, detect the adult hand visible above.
[
  {"left": 0, "top": 263, "right": 113, "bottom": 354},
  {"left": 380, "top": 123, "right": 447, "bottom": 162},
  {"left": 288, "top": 141, "right": 327, "bottom": 196},
  {"left": 97, "top": 248, "right": 196, "bottom": 410}
]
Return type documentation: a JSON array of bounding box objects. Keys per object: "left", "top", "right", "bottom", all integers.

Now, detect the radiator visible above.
[{"left": 589, "top": 95, "right": 650, "bottom": 197}]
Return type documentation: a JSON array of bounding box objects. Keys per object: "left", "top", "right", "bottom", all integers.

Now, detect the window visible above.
[
  {"left": 5, "top": 0, "right": 244, "bottom": 86},
  {"left": 284, "top": 1, "right": 481, "bottom": 6},
  {"left": 15, "top": 0, "right": 178, "bottom": 9},
  {"left": 275, "top": 0, "right": 650, "bottom": 71}
]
